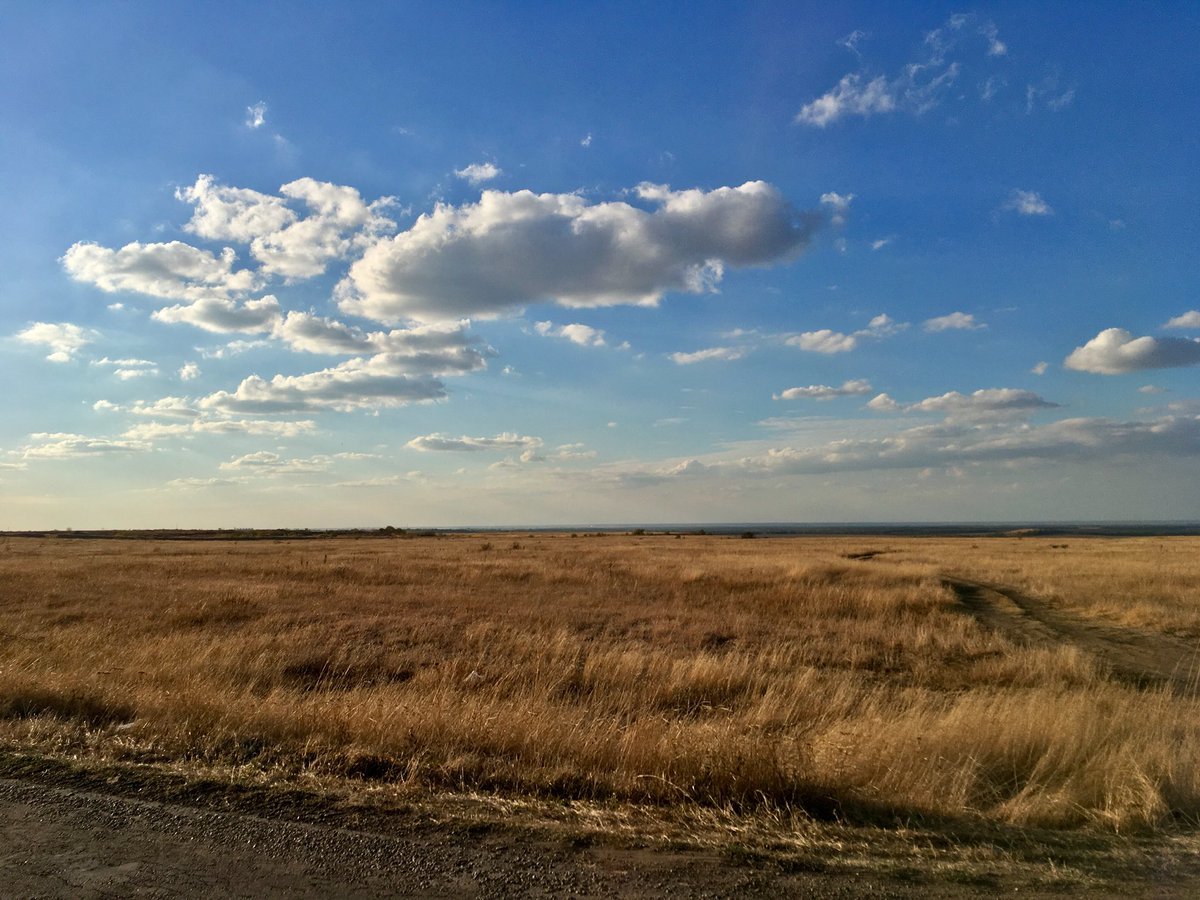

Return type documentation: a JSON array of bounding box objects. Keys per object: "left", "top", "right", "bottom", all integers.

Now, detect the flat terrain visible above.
[{"left": 1, "top": 532, "right": 1199, "bottom": 894}]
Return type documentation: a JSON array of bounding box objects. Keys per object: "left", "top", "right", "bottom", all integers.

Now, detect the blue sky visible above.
[{"left": 2, "top": 1, "right": 1198, "bottom": 527}]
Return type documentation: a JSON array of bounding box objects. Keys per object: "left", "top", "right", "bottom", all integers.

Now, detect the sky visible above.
[{"left": 2, "top": 1, "right": 1199, "bottom": 528}]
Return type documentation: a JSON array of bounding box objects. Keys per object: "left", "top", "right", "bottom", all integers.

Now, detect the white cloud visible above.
[
  {"left": 796, "top": 74, "right": 896, "bottom": 127},
  {"left": 274, "top": 312, "right": 490, "bottom": 371},
  {"left": 1031, "top": 361, "right": 1049, "bottom": 375},
  {"left": 904, "top": 388, "right": 1058, "bottom": 420},
  {"left": 179, "top": 362, "right": 200, "bottom": 381},
  {"left": 339, "top": 181, "right": 819, "bottom": 323},
  {"left": 123, "top": 419, "right": 315, "bottom": 440},
  {"left": 774, "top": 379, "right": 873, "bottom": 401},
  {"left": 867, "top": 387, "right": 1057, "bottom": 420},
  {"left": 220, "top": 451, "right": 332, "bottom": 474},
  {"left": 174, "top": 175, "right": 396, "bottom": 280},
  {"left": 197, "top": 356, "right": 448, "bottom": 414},
  {"left": 152, "top": 296, "right": 282, "bottom": 334},
  {"left": 196, "top": 339, "right": 272, "bottom": 359},
  {"left": 1165, "top": 311, "right": 1200, "bottom": 329},
  {"left": 819, "top": 191, "right": 854, "bottom": 227},
  {"left": 1004, "top": 189, "right": 1053, "bottom": 216},
  {"left": 62, "top": 241, "right": 262, "bottom": 301},
  {"left": 95, "top": 396, "right": 199, "bottom": 419},
  {"left": 454, "top": 162, "right": 502, "bottom": 184},
  {"left": 1064, "top": 327, "right": 1200, "bottom": 374},
  {"left": 533, "top": 321, "right": 607, "bottom": 347},
  {"left": 177, "top": 174, "right": 297, "bottom": 243},
  {"left": 92, "top": 356, "right": 158, "bottom": 380},
  {"left": 246, "top": 101, "right": 267, "bottom": 129},
  {"left": 786, "top": 329, "right": 859, "bottom": 354},
  {"left": 1139, "top": 385, "right": 1167, "bottom": 395},
  {"left": 406, "top": 432, "right": 542, "bottom": 453},
  {"left": 669, "top": 346, "right": 744, "bottom": 365},
  {"left": 796, "top": 15, "right": 1004, "bottom": 127},
  {"left": 16, "top": 322, "right": 96, "bottom": 362},
  {"left": 871, "top": 236, "right": 894, "bottom": 251},
  {"left": 21, "top": 432, "right": 150, "bottom": 459},
  {"left": 923, "top": 311, "right": 985, "bottom": 332},
  {"left": 783, "top": 315, "right": 908, "bottom": 354},
  {"left": 598, "top": 413, "right": 1200, "bottom": 486},
  {"left": 580, "top": 133, "right": 593, "bottom": 148},
  {"left": 248, "top": 178, "right": 395, "bottom": 279}
]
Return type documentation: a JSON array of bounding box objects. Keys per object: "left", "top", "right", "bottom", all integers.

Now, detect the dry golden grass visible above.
[{"left": 1, "top": 533, "right": 1198, "bottom": 834}]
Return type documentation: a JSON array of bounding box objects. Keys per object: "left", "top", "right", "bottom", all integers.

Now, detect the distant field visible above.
[{"left": 1, "top": 532, "right": 1199, "bottom": 837}]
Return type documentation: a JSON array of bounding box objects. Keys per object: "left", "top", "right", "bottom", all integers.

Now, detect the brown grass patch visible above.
[{"left": 0, "top": 534, "right": 1198, "bottom": 832}]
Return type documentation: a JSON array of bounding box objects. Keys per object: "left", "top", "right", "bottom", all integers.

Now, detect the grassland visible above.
[{"left": 1, "top": 532, "right": 1199, "bottom": 885}]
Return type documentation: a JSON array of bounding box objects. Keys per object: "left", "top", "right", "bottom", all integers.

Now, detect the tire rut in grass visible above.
[{"left": 944, "top": 576, "right": 1200, "bottom": 695}]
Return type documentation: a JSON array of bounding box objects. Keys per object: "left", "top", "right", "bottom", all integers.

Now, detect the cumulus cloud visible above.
[
  {"left": 197, "top": 356, "right": 448, "bottom": 414},
  {"left": 1003, "top": 190, "right": 1053, "bottom": 216},
  {"left": 867, "top": 387, "right": 1057, "bottom": 420},
  {"left": 152, "top": 296, "right": 282, "bottom": 334},
  {"left": 786, "top": 314, "right": 906, "bottom": 354},
  {"left": 339, "top": 181, "right": 819, "bottom": 323},
  {"left": 796, "top": 14, "right": 1005, "bottom": 126},
  {"left": 454, "top": 162, "right": 502, "bottom": 184},
  {"left": 867, "top": 393, "right": 899, "bottom": 411},
  {"left": 177, "top": 174, "right": 297, "bottom": 244},
  {"left": 669, "top": 346, "right": 744, "bottom": 364},
  {"left": 173, "top": 175, "right": 396, "bottom": 281},
  {"left": 179, "top": 362, "right": 200, "bottom": 381},
  {"left": 786, "top": 329, "right": 859, "bottom": 354},
  {"left": 122, "top": 418, "right": 316, "bottom": 441},
  {"left": 774, "top": 379, "right": 873, "bottom": 401},
  {"left": 21, "top": 432, "right": 150, "bottom": 459},
  {"left": 534, "top": 321, "right": 607, "bottom": 347},
  {"left": 819, "top": 191, "right": 854, "bottom": 226},
  {"left": 923, "top": 311, "right": 985, "bottom": 332},
  {"left": 406, "top": 432, "right": 542, "bottom": 453},
  {"left": 1165, "top": 311, "right": 1200, "bottom": 329},
  {"left": 246, "top": 178, "right": 396, "bottom": 279},
  {"left": 62, "top": 241, "right": 262, "bottom": 301},
  {"left": 1064, "top": 328, "right": 1200, "bottom": 374},
  {"left": 273, "top": 313, "right": 490, "bottom": 370},
  {"left": 16, "top": 322, "right": 96, "bottom": 362},
  {"left": 904, "top": 388, "right": 1058, "bottom": 420}
]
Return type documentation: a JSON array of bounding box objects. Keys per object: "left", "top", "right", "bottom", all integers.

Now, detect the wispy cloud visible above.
[
  {"left": 796, "top": 13, "right": 1008, "bottom": 127},
  {"left": 1003, "top": 189, "right": 1053, "bottom": 217},
  {"left": 246, "top": 101, "right": 267, "bottom": 129}
]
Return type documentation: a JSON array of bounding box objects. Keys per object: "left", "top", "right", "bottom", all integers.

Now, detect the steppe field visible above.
[{"left": 3, "top": 531, "right": 1200, "bottom": 891}]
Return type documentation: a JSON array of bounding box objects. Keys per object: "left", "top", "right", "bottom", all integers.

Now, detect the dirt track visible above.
[{"left": 945, "top": 577, "right": 1200, "bottom": 694}]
